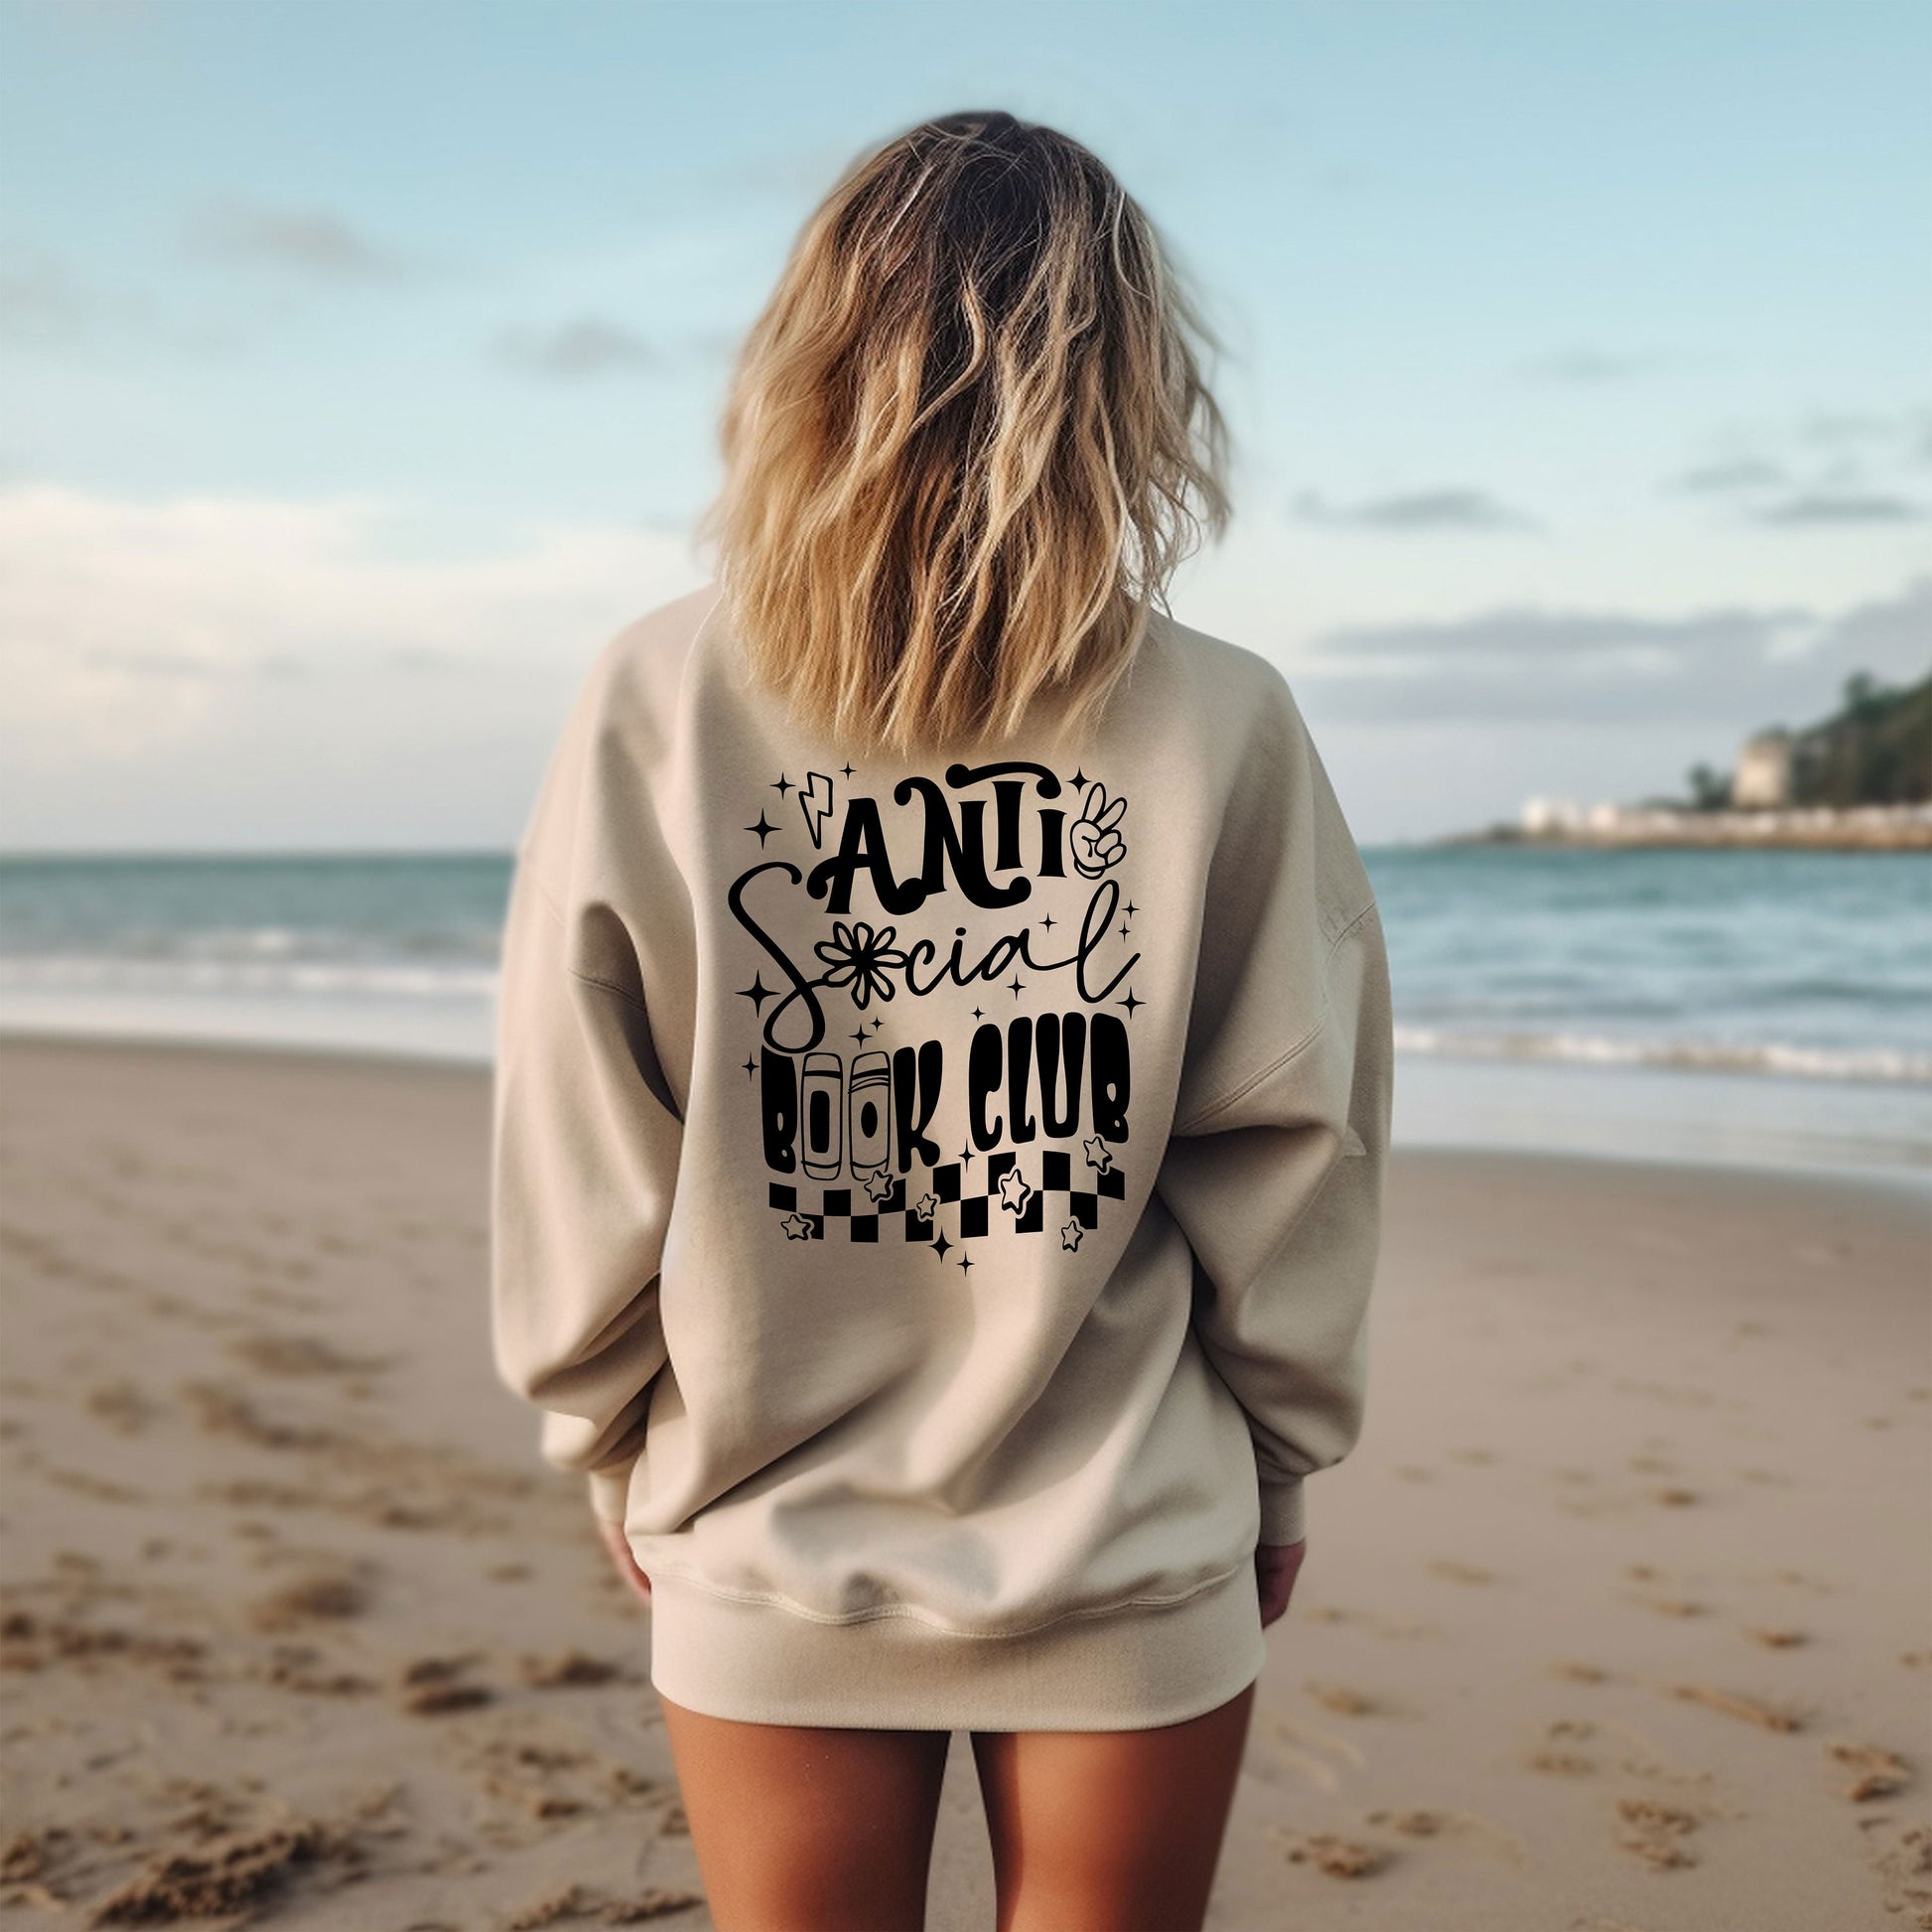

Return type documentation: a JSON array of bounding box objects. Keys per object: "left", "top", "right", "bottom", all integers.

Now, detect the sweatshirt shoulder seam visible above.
[{"left": 1172, "top": 897, "right": 1379, "bottom": 1135}]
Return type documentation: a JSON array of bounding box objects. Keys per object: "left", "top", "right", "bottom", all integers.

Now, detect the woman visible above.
[{"left": 490, "top": 109, "right": 1392, "bottom": 1932}]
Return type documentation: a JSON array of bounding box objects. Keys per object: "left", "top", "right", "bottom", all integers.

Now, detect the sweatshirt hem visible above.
[{"left": 642, "top": 1558, "right": 1268, "bottom": 1732}]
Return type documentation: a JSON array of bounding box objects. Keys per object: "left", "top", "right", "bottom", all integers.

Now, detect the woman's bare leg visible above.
[
  {"left": 656, "top": 1693, "right": 952, "bottom": 1931},
  {"left": 969, "top": 1680, "right": 1257, "bottom": 1932}
]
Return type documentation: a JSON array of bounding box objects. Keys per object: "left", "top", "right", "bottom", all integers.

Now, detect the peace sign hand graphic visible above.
[{"left": 1069, "top": 782, "right": 1127, "bottom": 878}]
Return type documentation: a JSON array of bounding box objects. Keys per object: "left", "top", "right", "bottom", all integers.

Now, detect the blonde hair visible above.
[{"left": 695, "top": 109, "right": 1233, "bottom": 759}]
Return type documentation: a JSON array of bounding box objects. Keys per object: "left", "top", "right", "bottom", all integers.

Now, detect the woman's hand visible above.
[
  {"left": 597, "top": 1516, "right": 653, "bottom": 1605},
  {"left": 1255, "top": 1539, "right": 1307, "bottom": 1628}
]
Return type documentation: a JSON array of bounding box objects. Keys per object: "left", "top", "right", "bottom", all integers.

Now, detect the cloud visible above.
[
  {"left": 1749, "top": 490, "right": 1926, "bottom": 525},
  {"left": 0, "top": 483, "right": 708, "bottom": 767},
  {"left": 182, "top": 201, "right": 411, "bottom": 281},
  {"left": 1290, "top": 575, "right": 1930, "bottom": 725},
  {"left": 1289, "top": 486, "right": 1539, "bottom": 533},
  {"left": 495, "top": 317, "right": 661, "bottom": 378},
  {"left": 1671, "top": 455, "right": 1789, "bottom": 494},
  {"left": 0, "top": 251, "right": 231, "bottom": 356},
  {"left": 1668, "top": 405, "right": 1931, "bottom": 511}
]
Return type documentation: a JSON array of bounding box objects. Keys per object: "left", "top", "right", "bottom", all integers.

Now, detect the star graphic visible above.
[
  {"left": 1118, "top": 988, "right": 1143, "bottom": 1018},
  {"left": 997, "top": 1168, "right": 1033, "bottom": 1215},
  {"left": 914, "top": 1191, "right": 939, "bottom": 1222},
  {"left": 737, "top": 974, "right": 776, "bottom": 1012},
  {"left": 1069, "top": 766, "right": 1087, "bottom": 787},
  {"left": 1008, "top": 976, "right": 1025, "bottom": 997},
  {"left": 746, "top": 811, "right": 780, "bottom": 846},
  {"left": 1119, "top": 922, "right": 1131, "bottom": 941},
  {"left": 863, "top": 1169, "right": 897, "bottom": 1205},
  {"left": 958, "top": 1147, "right": 975, "bottom": 1169},
  {"left": 779, "top": 1212, "right": 815, "bottom": 1241},
  {"left": 930, "top": 1230, "right": 953, "bottom": 1262},
  {"left": 1040, "top": 913, "right": 1056, "bottom": 930},
  {"left": 840, "top": 760, "right": 855, "bottom": 778},
  {"left": 742, "top": 1054, "right": 758, "bottom": 1080},
  {"left": 851, "top": 1027, "right": 868, "bottom": 1044},
  {"left": 1083, "top": 1135, "right": 1114, "bottom": 1174},
  {"left": 1060, "top": 1219, "right": 1084, "bottom": 1251},
  {"left": 970, "top": 1006, "right": 984, "bottom": 1021},
  {"left": 771, "top": 772, "right": 794, "bottom": 797},
  {"left": 957, "top": 1251, "right": 975, "bottom": 1274},
  {"left": 870, "top": 1017, "right": 883, "bottom": 1031},
  {"left": 1124, "top": 899, "right": 1139, "bottom": 917}
]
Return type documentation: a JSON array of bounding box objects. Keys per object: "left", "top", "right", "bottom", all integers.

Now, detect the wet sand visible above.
[{"left": 1, "top": 1036, "right": 1926, "bottom": 1929}]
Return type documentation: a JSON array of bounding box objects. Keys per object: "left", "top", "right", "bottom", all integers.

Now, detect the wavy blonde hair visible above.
[{"left": 695, "top": 109, "right": 1233, "bottom": 759}]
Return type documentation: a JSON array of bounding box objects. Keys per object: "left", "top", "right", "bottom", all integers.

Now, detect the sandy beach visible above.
[{"left": 1, "top": 1035, "right": 1926, "bottom": 1931}]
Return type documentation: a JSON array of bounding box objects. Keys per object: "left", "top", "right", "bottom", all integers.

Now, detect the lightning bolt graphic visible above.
[{"left": 800, "top": 771, "right": 835, "bottom": 849}]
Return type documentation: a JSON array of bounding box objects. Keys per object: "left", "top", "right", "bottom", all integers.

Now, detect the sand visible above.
[{"left": 0, "top": 1035, "right": 1926, "bottom": 1931}]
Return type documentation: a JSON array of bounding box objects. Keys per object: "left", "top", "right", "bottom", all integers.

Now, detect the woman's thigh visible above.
[
  {"left": 657, "top": 1692, "right": 953, "bottom": 1931},
  {"left": 969, "top": 1680, "right": 1258, "bottom": 1932}
]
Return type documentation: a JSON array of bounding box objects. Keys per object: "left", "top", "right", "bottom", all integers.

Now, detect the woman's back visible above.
[{"left": 490, "top": 577, "right": 1392, "bottom": 1731}]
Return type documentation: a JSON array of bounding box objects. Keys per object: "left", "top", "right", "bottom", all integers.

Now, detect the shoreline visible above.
[
  {"left": 1, "top": 1036, "right": 1925, "bottom": 1929},
  {"left": 5, "top": 1018, "right": 1927, "bottom": 1187}
]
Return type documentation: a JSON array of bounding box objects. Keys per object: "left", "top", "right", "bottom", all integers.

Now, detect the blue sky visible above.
[{"left": 3, "top": 0, "right": 1926, "bottom": 847}]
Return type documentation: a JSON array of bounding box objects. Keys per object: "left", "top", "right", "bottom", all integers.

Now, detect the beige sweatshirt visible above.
[{"left": 489, "top": 582, "right": 1393, "bottom": 1731}]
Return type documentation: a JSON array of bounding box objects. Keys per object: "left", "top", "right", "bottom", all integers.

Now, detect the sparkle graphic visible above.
[
  {"left": 1083, "top": 1135, "right": 1114, "bottom": 1175},
  {"left": 799, "top": 771, "right": 836, "bottom": 848},
  {"left": 771, "top": 772, "right": 794, "bottom": 798},
  {"left": 745, "top": 811, "right": 779, "bottom": 846},
  {"left": 736, "top": 974, "right": 777, "bottom": 1013},
  {"left": 930, "top": 1230, "right": 953, "bottom": 1262}
]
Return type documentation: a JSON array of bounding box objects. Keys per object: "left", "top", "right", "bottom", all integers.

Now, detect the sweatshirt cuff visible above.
[
  {"left": 587, "top": 1462, "right": 633, "bottom": 1525},
  {"left": 1256, "top": 1474, "right": 1307, "bottom": 1546}
]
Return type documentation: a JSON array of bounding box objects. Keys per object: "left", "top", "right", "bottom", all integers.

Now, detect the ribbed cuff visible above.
[
  {"left": 1256, "top": 1474, "right": 1306, "bottom": 1546},
  {"left": 587, "top": 1462, "right": 633, "bottom": 1525}
]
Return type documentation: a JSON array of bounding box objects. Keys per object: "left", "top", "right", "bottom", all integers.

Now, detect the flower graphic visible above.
[
  {"left": 813, "top": 919, "right": 909, "bottom": 1010},
  {"left": 1069, "top": 783, "right": 1127, "bottom": 877}
]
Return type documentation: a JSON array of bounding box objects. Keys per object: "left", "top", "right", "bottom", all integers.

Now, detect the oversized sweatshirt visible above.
[{"left": 489, "top": 582, "right": 1394, "bottom": 1732}]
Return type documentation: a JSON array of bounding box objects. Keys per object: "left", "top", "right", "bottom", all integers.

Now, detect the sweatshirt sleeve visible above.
[
  {"left": 1155, "top": 667, "right": 1394, "bottom": 1547},
  {"left": 488, "top": 661, "right": 687, "bottom": 1529}
]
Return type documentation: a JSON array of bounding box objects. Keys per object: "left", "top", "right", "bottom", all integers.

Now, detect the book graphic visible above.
[
  {"left": 848, "top": 1050, "right": 892, "bottom": 1178},
  {"left": 800, "top": 1050, "right": 844, "bottom": 1179}
]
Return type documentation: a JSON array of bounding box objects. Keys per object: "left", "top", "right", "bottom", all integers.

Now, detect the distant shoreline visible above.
[{"left": 1451, "top": 803, "right": 1932, "bottom": 852}]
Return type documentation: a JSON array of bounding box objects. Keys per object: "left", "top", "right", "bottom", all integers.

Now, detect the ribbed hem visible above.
[
  {"left": 643, "top": 1559, "right": 1266, "bottom": 1733},
  {"left": 1256, "top": 1475, "right": 1307, "bottom": 1546}
]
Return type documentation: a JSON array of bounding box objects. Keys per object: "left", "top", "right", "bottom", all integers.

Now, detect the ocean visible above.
[{"left": 3, "top": 848, "right": 1927, "bottom": 1176}]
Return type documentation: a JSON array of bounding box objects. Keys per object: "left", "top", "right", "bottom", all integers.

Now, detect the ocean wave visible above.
[
  {"left": 0, "top": 955, "right": 499, "bottom": 1002},
  {"left": 1393, "top": 1026, "right": 1932, "bottom": 1086}
]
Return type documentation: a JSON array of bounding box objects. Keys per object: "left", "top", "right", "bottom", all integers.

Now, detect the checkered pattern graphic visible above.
[{"left": 768, "top": 1144, "right": 1127, "bottom": 1242}]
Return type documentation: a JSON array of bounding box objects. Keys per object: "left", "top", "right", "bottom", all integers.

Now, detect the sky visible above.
[{"left": 2, "top": 0, "right": 1927, "bottom": 849}]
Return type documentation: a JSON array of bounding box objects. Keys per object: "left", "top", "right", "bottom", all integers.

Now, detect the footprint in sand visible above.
[
  {"left": 1428, "top": 1559, "right": 1497, "bottom": 1587},
  {"left": 1829, "top": 1740, "right": 1911, "bottom": 1802},
  {"left": 1266, "top": 1828, "right": 1389, "bottom": 1879},
  {"left": 1613, "top": 1795, "right": 1702, "bottom": 1869}
]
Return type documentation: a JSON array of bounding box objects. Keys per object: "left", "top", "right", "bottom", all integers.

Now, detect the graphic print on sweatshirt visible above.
[{"left": 728, "top": 760, "right": 1141, "bottom": 1267}]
